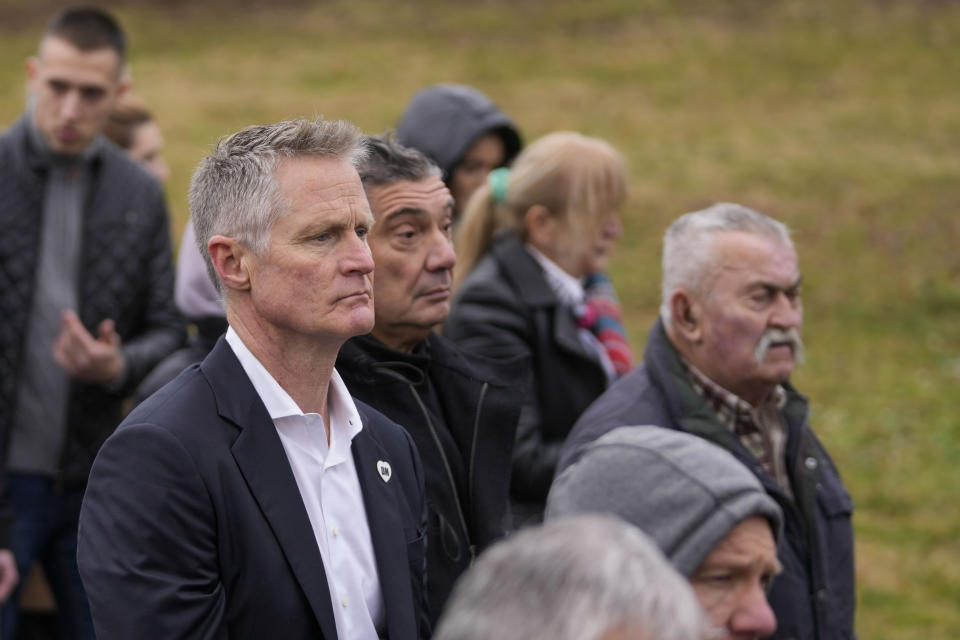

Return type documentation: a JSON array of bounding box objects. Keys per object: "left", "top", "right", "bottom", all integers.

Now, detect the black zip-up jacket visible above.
[
  {"left": 337, "top": 332, "right": 525, "bottom": 624},
  {"left": 559, "top": 319, "right": 857, "bottom": 640},
  {"left": 0, "top": 116, "right": 183, "bottom": 544}
]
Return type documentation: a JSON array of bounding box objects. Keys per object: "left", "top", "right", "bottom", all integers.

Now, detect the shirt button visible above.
[
  {"left": 804, "top": 456, "right": 819, "bottom": 470},
  {"left": 332, "top": 526, "right": 340, "bottom": 538},
  {"left": 341, "top": 597, "right": 349, "bottom": 608}
]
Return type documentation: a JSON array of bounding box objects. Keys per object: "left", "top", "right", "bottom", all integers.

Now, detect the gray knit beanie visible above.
[{"left": 545, "top": 426, "right": 783, "bottom": 577}]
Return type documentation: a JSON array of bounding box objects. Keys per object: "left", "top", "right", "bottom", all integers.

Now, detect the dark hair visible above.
[
  {"left": 44, "top": 6, "right": 127, "bottom": 62},
  {"left": 357, "top": 134, "right": 441, "bottom": 196},
  {"left": 103, "top": 95, "right": 153, "bottom": 150}
]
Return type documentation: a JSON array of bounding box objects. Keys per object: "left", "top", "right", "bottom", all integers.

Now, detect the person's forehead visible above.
[
  {"left": 369, "top": 176, "right": 453, "bottom": 219},
  {"left": 701, "top": 516, "right": 778, "bottom": 569},
  {"left": 37, "top": 36, "right": 122, "bottom": 84},
  {"left": 708, "top": 231, "right": 799, "bottom": 283},
  {"left": 277, "top": 155, "right": 362, "bottom": 194},
  {"left": 276, "top": 155, "right": 372, "bottom": 221},
  {"left": 464, "top": 132, "right": 505, "bottom": 157}
]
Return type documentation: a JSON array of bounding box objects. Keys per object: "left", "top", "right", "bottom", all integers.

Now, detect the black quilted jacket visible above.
[{"left": 0, "top": 116, "right": 184, "bottom": 544}]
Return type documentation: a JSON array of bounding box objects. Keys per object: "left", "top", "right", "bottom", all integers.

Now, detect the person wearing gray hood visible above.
[
  {"left": 396, "top": 83, "right": 522, "bottom": 219},
  {"left": 547, "top": 426, "right": 783, "bottom": 640}
]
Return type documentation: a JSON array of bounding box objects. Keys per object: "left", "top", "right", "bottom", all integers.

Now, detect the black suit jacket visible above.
[{"left": 77, "top": 338, "right": 428, "bottom": 640}]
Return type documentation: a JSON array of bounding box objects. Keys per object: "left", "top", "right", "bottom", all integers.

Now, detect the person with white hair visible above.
[
  {"left": 558, "top": 204, "right": 856, "bottom": 640},
  {"left": 433, "top": 514, "right": 710, "bottom": 640}
]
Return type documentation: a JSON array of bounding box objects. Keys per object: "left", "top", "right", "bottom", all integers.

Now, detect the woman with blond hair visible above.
[{"left": 445, "top": 131, "right": 632, "bottom": 524}]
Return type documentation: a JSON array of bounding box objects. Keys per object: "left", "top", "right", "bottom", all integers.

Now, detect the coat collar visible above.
[
  {"left": 339, "top": 332, "right": 527, "bottom": 390},
  {"left": 488, "top": 231, "right": 556, "bottom": 306},
  {"left": 643, "top": 318, "right": 813, "bottom": 508},
  {"left": 489, "top": 232, "right": 601, "bottom": 364}
]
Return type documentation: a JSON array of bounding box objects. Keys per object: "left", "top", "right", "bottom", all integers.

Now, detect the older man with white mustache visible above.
[{"left": 558, "top": 203, "right": 855, "bottom": 640}]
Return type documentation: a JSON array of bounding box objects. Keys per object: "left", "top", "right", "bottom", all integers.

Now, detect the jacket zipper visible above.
[
  {"left": 407, "top": 385, "right": 475, "bottom": 562},
  {"left": 468, "top": 382, "right": 489, "bottom": 519}
]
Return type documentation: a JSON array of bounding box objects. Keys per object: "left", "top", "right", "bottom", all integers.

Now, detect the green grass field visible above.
[{"left": 2, "top": 1, "right": 958, "bottom": 636}]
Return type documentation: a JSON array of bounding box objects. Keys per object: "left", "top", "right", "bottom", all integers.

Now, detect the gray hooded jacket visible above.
[{"left": 396, "top": 84, "right": 521, "bottom": 182}]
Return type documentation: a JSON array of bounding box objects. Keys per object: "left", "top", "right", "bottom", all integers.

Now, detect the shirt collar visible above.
[
  {"left": 524, "top": 243, "right": 585, "bottom": 308},
  {"left": 225, "top": 326, "right": 363, "bottom": 442},
  {"left": 680, "top": 355, "right": 786, "bottom": 417}
]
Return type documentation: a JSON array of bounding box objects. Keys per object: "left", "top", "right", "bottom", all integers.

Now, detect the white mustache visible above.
[{"left": 754, "top": 327, "right": 805, "bottom": 365}]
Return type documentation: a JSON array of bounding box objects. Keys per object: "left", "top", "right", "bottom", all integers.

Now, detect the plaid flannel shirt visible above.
[{"left": 681, "top": 358, "right": 793, "bottom": 497}]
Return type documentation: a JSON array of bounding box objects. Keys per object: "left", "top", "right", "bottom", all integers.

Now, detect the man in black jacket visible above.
[
  {"left": 336, "top": 135, "right": 524, "bottom": 624},
  {"left": 0, "top": 8, "right": 182, "bottom": 637},
  {"left": 559, "top": 203, "right": 856, "bottom": 640}
]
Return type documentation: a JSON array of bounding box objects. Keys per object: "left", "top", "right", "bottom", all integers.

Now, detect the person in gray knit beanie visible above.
[{"left": 546, "top": 425, "right": 784, "bottom": 640}]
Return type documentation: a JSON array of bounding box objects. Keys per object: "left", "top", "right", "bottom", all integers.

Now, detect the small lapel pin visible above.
[{"left": 376, "top": 460, "right": 392, "bottom": 483}]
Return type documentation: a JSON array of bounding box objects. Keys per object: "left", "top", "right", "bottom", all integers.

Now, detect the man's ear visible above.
[
  {"left": 669, "top": 289, "right": 703, "bottom": 343},
  {"left": 25, "top": 56, "right": 39, "bottom": 89},
  {"left": 208, "top": 235, "right": 251, "bottom": 292},
  {"left": 114, "top": 74, "right": 131, "bottom": 101}
]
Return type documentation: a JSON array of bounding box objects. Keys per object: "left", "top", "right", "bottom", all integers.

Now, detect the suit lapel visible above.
[
  {"left": 351, "top": 422, "right": 418, "bottom": 639},
  {"left": 202, "top": 339, "right": 339, "bottom": 640}
]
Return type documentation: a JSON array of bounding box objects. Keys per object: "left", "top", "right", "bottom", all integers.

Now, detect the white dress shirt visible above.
[{"left": 226, "top": 327, "right": 385, "bottom": 639}]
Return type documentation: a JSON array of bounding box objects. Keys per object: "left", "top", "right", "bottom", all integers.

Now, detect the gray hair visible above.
[
  {"left": 357, "top": 134, "right": 441, "bottom": 198},
  {"left": 189, "top": 117, "right": 366, "bottom": 291},
  {"left": 660, "top": 202, "right": 793, "bottom": 326},
  {"left": 434, "top": 515, "right": 710, "bottom": 640}
]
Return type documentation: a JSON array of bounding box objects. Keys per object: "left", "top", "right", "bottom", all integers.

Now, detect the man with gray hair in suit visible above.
[
  {"left": 78, "top": 118, "right": 428, "bottom": 640},
  {"left": 558, "top": 204, "right": 855, "bottom": 640}
]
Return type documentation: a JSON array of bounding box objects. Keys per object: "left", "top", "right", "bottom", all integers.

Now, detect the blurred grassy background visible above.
[{"left": 2, "top": 1, "right": 958, "bottom": 637}]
